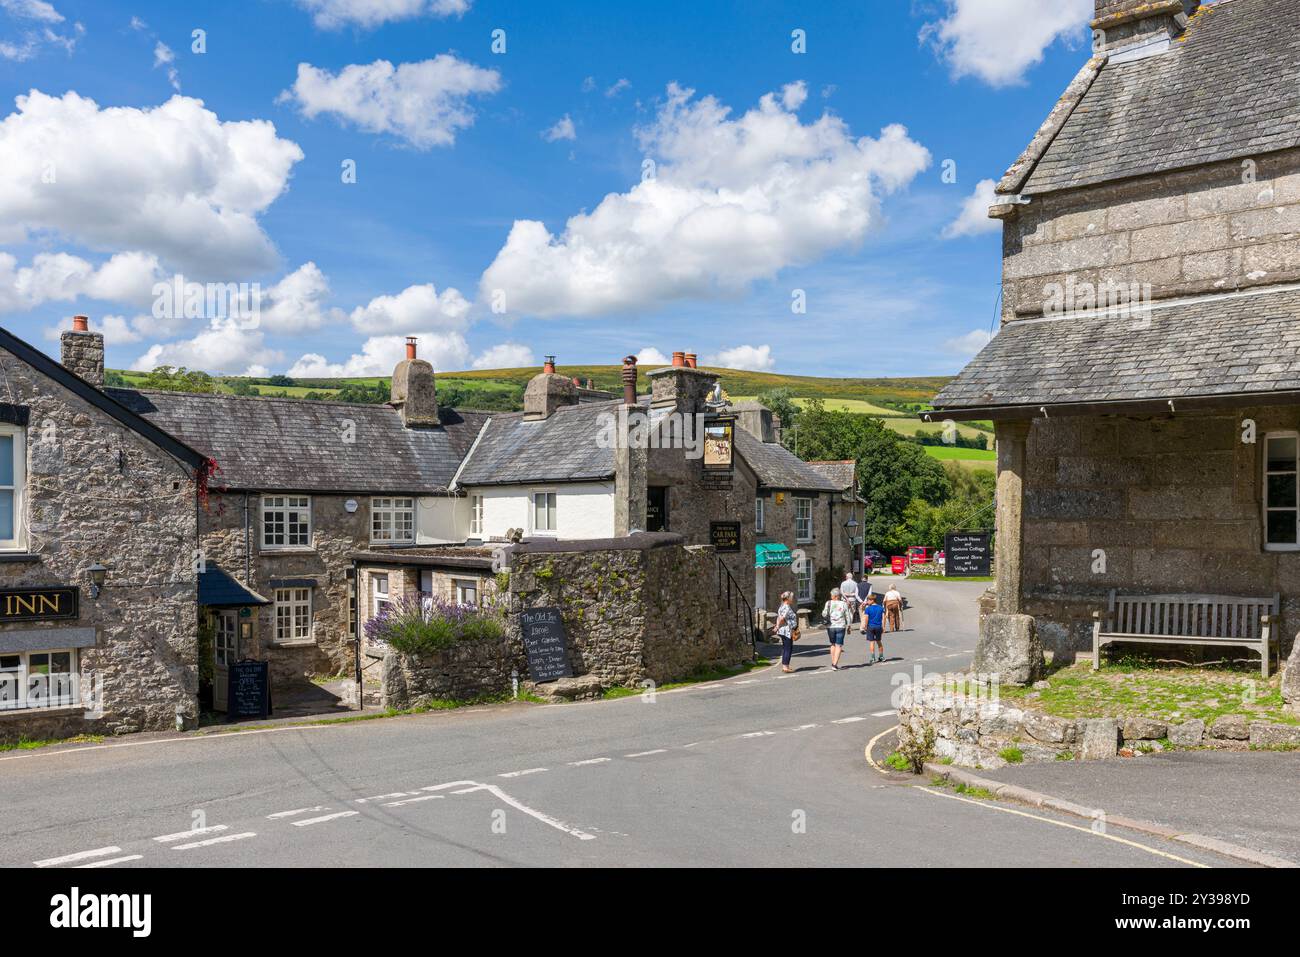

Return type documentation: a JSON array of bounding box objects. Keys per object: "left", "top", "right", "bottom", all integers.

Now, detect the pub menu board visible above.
[
  {"left": 945, "top": 531, "right": 992, "bottom": 577},
  {"left": 709, "top": 521, "right": 741, "bottom": 553},
  {"left": 228, "top": 659, "right": 271, "bottom": 720},
  {"left": 519, "top": 607, "right": 573, "bottom": 683}
]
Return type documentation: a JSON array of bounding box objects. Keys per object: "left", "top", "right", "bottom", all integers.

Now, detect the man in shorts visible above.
[{"left": 862, "top": 593, "right": 885, "bottom": 664}]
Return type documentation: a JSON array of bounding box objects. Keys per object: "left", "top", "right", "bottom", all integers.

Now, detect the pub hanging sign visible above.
[
  {"left": 702, "top": 415, "right": 736, "bottom": 472},
  {"left": 0, "top": 586, "right": 79, "bottom": 623}
]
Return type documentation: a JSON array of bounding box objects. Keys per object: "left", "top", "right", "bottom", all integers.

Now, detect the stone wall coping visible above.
[{"left": 509, "top": 532, "right": 685, "bottom": 555}]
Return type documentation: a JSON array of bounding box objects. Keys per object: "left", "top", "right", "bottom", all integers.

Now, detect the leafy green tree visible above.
[{"left": 141, "top": 366, "right": 218, "bottom": 393}]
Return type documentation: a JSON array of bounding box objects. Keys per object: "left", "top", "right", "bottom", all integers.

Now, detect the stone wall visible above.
[
  {"left": 898, "top": 676, "right": 1300, "bottom": 769},
  {"left": 0, "top": 347, "right": 198, "bottom": 744},
  {"left": 1001, "top": 148, "right": 1300, "bottom": 322},
  {"left": 382, "top": 636, "right": 525, "bottom": 708},
  {"left": 1017, "top": 408, "right": 1300, "bottom": 657},
  {"left": 508, "top": 533, "right": 753, "bottom": 687}
]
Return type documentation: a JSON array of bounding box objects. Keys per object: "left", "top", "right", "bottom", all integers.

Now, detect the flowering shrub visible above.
[{"left": 365, "top": 594, "right": 504, "bottom": 656}]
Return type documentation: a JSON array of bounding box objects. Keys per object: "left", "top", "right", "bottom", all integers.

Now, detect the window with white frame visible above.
[
  {"left": 274, "top": 587, "right": 313, "bottom": 642},
  {"left": 1264, "top": 433, "right": 1299, "bottom": 549},
  {"left": 262, "top": 496, "right": 311, "bottom": 549},
  {"left": 469, "top": 494, "right": 484, "bottom": 536},
  {"left": 371, "top": 574, "right": 391, "bottom": 619},
  {"left": 0, "top": 649, "right": 77, "bottom": 710},
  {"left": 453, "top": 578, "right": 479, "bottom": 606},
  {"left": 794, "top": 496, "right": 813, "bottom": 543},
  {"left": 532, "top": 491, "right": 557, "bottom": 534},
  {"left": 0, "top": 425, "right": 25, "bottom": 551},
  {"left": 755, "top": 497, "right": 766, "bottom": 534},
  {"left": 371, "top": 497, "right": 414, "bottom": 544},
  {"left": 796, "top": 561, "right": 814, "bottom": 603}
]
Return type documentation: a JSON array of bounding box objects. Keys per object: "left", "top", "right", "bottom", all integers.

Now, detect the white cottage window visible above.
[
  {"left": 794, "top": 496, "right": 813, "bottom": 543},
  {"left": 274, "top": 587, "right": 313, "bottom": 642},
  {"left": 796, "top": 560, "right": 814, "bottom": 604},
  {"left": 371, "top": 497, "right": 415, "bottom": 544},
  {"left": 0, "top": 424, "right": 25, "bottom": 551},
  {"left": 755, "top": 497, "right": 766, "bottom": 534},
  {"left": 262, "top": 496, "right": 311, "bottom": 549},
  {"left": 1264, "top": 432, "right": 1300, "bottom": 550},
  {"left": 532, "top": 491, "right": 557, "bottom": 534},
  {"left": 0, "top": 649, "right": 77, "bottom": 710},
  {"left": 469, "top": 494, "right": 484, "bottom": 536}
]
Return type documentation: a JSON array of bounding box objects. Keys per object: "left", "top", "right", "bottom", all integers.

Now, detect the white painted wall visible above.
[
  {"left": 415, "top": 494, "right": 470, "bottom": 544},
  {"left": 464, "top": 482, "right": 616, "bottom": 540}
]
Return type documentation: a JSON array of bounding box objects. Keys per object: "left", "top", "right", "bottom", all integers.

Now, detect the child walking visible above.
[{"left": 862, "top": 593, "right": 885, "bottom": 664}]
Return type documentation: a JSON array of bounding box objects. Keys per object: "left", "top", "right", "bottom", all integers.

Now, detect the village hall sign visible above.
[{"left": 0, "top": 586, "right": 79, "bottom": 623}]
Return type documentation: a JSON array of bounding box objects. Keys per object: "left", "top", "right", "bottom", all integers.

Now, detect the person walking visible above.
[
  {"left": 775, "top": 591, "right": 798, "bottom": 673},
  {"left": 821, "top": 587, "right": 850, "bottom": 670},
  {"left": 840, "top": 570, "right": 860, "bottom": 625},
  {"left": 862, "top": 593, "right": 885, "bottom": 664},
  {"left": 884, "top": 583, "right": 904, "bottom": 632}
]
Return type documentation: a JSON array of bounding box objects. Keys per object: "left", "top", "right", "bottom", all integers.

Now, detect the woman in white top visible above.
[
  {"left": 775, "top": 591, "right": 797, "bottom": 673},
  {"left": 821, "top": 587, "right": 850, "bottom": 670}
]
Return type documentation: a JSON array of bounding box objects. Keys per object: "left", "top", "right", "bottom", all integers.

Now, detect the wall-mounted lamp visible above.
[{"left": 87, "top": 563, "right": 108, "bottom": 599}]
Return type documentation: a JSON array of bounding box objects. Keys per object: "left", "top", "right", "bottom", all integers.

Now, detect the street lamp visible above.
[
  {"left": 87, "top": 563, "right": 108, "bottom": 599},
  {"left": 842, "top": 517, "right": 860, "bottom": 572}
]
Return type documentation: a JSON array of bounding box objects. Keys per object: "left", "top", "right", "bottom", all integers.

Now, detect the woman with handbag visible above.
[{"left": 775, "top": 591, "right": 798, "bottom": 673}]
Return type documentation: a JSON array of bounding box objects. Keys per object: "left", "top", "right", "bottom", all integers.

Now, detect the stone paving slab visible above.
[{"left": 972, "top": 749, "right": 1300, "bottom": 865}]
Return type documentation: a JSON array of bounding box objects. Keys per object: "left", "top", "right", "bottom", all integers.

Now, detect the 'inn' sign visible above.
[{"left": 0, "top": 587, "right": 79, "bottom": 623}]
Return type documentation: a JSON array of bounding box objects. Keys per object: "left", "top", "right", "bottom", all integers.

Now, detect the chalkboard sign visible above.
[
  {"left": 945, "top": 531, "right": 992, "bottom": 577},
  {"left": 228, "top": 659, "right": 271, "bottom": 720},
  {"left": 519, "top": 607, "right": 572, "bottom": 683},
  {"left": 709, "top": 521, "right": 741, "bottom": 553}
]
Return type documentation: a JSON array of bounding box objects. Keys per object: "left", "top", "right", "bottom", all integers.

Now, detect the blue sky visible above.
[{"left": 0, "top": 0, "right": 1101, "bottom": 379}]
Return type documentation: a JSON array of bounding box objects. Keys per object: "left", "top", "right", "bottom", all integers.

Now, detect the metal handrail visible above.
[{"left": 716, "top": 556, "right": 756, "bottom": 657}]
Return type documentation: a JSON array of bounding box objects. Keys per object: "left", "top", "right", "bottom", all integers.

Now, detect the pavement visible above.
[
  {"left": 0, "top": 578, "right": 1264, "bottom": 868},
  {"left": 971, "top": 750, "right": 1300, "bottom": 866}
]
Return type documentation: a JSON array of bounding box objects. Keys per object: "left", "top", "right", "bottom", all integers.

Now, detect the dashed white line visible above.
[
  {"left": 733, "top": 679, "right": 759, "bottom": 685},
  {"left": 871, "top": 709, "right": 898, "bottom": 717},
  {"left": 420, "top": 780, "right": 480, "bottom": 793},
  {"left": 381, "top": 794, "right": 445, "bottom": 807},
  {"left": 35, "top": 846, "right": 122, "bottom": 868},
  {"left": 740, "top": 731, "right": 776, "bottom": 738},
  {"left": 945, "top": 653, "right": 964, "bottom": 658},
  {"left": 832, "top": 716, "right": 867, "bottom": 724},
  {"left": 355, "top": 792, "right": 419, "bottom": 804},
  {"left": 625, "top": 749, "right": 667, "bottom": 757},
  {"left": 266, "top": 806, "right": 329, "bottom": 819},
  {"left": 293, "top": 811, "right": 358, "bottom": 827},
  {"left": 791, "top": 724, "right": 819, "bottom": 731},
  {"left": 172, "top": 831, "right": 257, "bottom": 850},
  {"left": 568, "top": 757, "right": 612, "bottom": 766},
  {"left": 154, "top": 825, "right": 228, "bottom": 843},
  {"left": 498, "top": 767, "right": 548, "bottom": 778},
  {"left": 76, "top": 855, "right": 143, "bottom": 868}
]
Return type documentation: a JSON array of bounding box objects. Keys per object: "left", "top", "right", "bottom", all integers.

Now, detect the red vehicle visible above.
[{"left": 906, "top": 546, "right": 933, "bottom": 565}]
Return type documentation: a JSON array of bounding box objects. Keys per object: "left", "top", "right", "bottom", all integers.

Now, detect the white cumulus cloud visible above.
[
  {"left": 943, "top": 328, "right": 994, "bottom": 356},
  {"left": 0, "top": 250, "right": 162, "bottom": 312},
  {"left": 0, "top": 91, "right": 303, "bottom": 275},
  {"left": 349, "top": 282, "right": 470, "bottom": 334},
  {"left": 710, "top": 344, "right": 774, "bottom": 372},
  {"left": 480, "top": 82, "right": 930, "bottom": 317},
  {"left": 289, "top": 331, "right": 470, "bottom": 377},
  {"left": 280, "top": 56, "right": 501, "bottom": 149},
  {"left": 943, "top": 178, "right": 1001, "bottom": 238},
  {"left": 472, "top": 342, "right": 534, "bottom": 370},
  {"left": 292, "top": 0, "right": 470, "bottom": 30},
  {"left": 634, "top": 347, "right": 670, "bottom": 365},
  {"left": 921, "top": 0, "right": 1093, "bottom": 88},
  {"left": 0, "top": 0, "right": 81, "bottom": 62},
  {"left": 542, "top": 114, "right": 575, "bottom": 142},
  {"left": 130, "top": 321, "right": 284, "bottom": 376}
]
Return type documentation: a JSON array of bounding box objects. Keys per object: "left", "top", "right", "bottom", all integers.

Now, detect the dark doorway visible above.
[{"left": 647, "top": 486, "right": 668, "bottom": 531}]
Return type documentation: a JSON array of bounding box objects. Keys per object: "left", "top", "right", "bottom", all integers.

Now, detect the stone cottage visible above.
[
  {"left": 931, "top": 0, "right": 1300, "bottom": 677},
  {"left": 0, "top": 318, "right": 207, "bottom": 742}
]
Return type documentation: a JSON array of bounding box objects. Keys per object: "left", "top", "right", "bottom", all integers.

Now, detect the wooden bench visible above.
[{"left": 1092, "top": 591, "right": 1280, "bottom": 677}]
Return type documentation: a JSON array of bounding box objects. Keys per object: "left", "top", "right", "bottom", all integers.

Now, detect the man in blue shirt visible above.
[{"left": 862, "top": 594, "right": 885, "bottom": 664}]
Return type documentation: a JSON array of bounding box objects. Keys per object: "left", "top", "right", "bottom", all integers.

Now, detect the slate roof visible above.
[
  {"left": 1012, "top": 0, "right": 1300, "bottom": 196},
  {"left": 806, "top": 460, "right": 857, "bottom": 492},
  {"left": 735, "top": 428, "right": 842, "bottom": 493},
  {"left": 106, "top": 389, "right": 488, "bottom": 494},
  {"left": 452, "top": 400, "right": 619, "bottom": 486},
  {"left": 931, "top": 286, "right": 1300, "bottom": 411}
]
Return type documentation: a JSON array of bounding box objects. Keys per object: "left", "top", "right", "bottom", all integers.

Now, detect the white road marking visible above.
[
  {"left": 450, "top": 786, "right": 482, "bottom": 794},
  {"left": 945, "top": 653, "right": 964, "bottom": 658},
  {"left": 420, "top": 780, "right": 480, "bottom": 792},
  {"left": 266, "top": 806, "right": 329, "bottom": 819},
  {"left": 355, "top": 792, "right": 419, "bottom": 804},
  {"left": 681, "top": 742, "right": 701, "bottom": 748},
  {"left": 382, "top": 794, "right": 445, "bottom": 807},
  {"left": 476, "top": 783, "right": 596, "bottom": 841},
  {"left": 75, "top": 854, "right": 143, "bottom": 868},
  {"left": 832, "top": 716, "right": 867, "bottom": 724},
  {"left": 626, "top": 749, "right": 667, "bottom": 757},
  {"left": 791, "top": 724, "right": 819, "bottom": 731},
  {"left": 293, "top": 811, "right": 358, "bottom": 827},
  {"left": 171, "top": 831, "right": 257, "bottom": 850},
  {"left": 498, "top": 768, "right": 548, "bottom": 778},
  {"left": 568, "top": 757, "right": 611, "bottom": 766},
  {"left": 734, "top": 680, "right": 760, "bottom": 685},
  {"left": 929, "top": 641, "right": 953, "bottom": 650},
  {"left": 740, "top": 731, "right": 775, "bottom": 738},
  {"left": 34, "top": 846, "right": 122, "bottom": 867},
  {"left": 871, "top": 710, "right": 898, "bottom": 717},
  {"left": 914, "top": 787, "right": 1208, "bottom": 868},
  {"left": 154, "top": 825, "right": 228, "bottom": 843}
]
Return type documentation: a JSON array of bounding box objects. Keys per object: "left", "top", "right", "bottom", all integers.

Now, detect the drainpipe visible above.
[
  {"left": 827, "top": 495, "right": 834, "bottom": 574},
  {"left": 352, "top": 557, "right": 362, "bottom": 712},
  {"left": 243, "top": 492, "right": 251, "bottom": 583}
]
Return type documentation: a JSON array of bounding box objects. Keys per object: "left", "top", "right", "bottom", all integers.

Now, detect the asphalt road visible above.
[{"left": 0, "top": 579, "right": 1247, "bottom": 868}]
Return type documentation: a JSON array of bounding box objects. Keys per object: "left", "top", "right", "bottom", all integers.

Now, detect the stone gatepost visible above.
[
  {"left": 974, "top": 419, "right": 1044, "bottom": 685},
  {"left": 1283, "top": 637, "right": 1300, "bottom": 714}
]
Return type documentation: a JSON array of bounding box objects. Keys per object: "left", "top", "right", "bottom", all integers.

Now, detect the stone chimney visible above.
[
  {"left": 1093, "top": 0, "right": 1199, "bottom": 55},
  {"left": 647, "top": 350, "right": 719, "bottom": 415},
  {"left": 615, "top": 355, "right": 647, "bottom": 536},
  {"left": 733, "top": 401, "right": 776, "bottom": 443},
  {"left": 522, "top": 357, "right": 579, "bottom": 421},
  {"left": 390, "top": 336, "right": 439, "bottom": 428},
  {"left": 60, "top": 315, "right": 105, "bottom": 387}
]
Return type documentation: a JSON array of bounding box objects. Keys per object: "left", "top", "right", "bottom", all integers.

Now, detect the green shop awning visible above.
[{"left": 755, "top": 543, "right": 793, "bottom": 568}]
